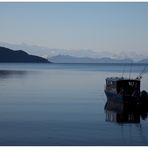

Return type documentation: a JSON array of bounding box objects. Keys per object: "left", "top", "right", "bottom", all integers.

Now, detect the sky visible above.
[{"left": 0, "top": 2, "right": 148, "bottom": 55}]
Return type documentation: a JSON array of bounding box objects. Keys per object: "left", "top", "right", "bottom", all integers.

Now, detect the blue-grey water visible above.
[{"left": 0, "top": 63, "right": 148, "bottom": 146}]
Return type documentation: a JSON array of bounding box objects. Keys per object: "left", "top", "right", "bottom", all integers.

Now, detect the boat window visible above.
[
  {"left": 129, "top": 82, "right": 139, "bottom": 89},
  {"left": 128, "top": 82, "right": 136, "bottom": 87}
]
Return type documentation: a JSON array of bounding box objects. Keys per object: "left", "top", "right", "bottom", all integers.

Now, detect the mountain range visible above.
[
  {"left": 48, "top": 55, "right": 148, "bottom": 64},
  {"left": 48, "top": 55, "right": 134, "bottom": 63},
  {"left": 0, "top": 42, "right": 148, "bottom": 64},
  {"left": 0, "top": 41, "right": 147, "bottom": 61}
]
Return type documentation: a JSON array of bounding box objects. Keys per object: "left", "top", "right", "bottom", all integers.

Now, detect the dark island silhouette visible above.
[{"left": 0, "top": 46, "right": 50, "bottom": 63}]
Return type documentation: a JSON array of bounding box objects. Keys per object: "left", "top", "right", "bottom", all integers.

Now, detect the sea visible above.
[{"left": 0, "top": 63, "right": 148, "bottom": 146}]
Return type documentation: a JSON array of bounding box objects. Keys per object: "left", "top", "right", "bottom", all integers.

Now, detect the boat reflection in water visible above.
[
  {"left": 105, "top": 100, "right": 139, "bottom": 123},
  {"left": 104, "top": 91, "right": 148, "bottom": 123},
  {"left": 104, "top": 99, "right": 148, "bottom": 124}
]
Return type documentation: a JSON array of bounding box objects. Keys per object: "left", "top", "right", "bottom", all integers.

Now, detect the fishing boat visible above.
[
  {"left": 104, "top": 64, "right": 148, "bottom": 105},
  {"left": 104, "top": 77, "right": 141, "bottom": 105}
]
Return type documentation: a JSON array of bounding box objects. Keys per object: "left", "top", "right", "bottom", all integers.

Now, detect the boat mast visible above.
[
  {"left": 122, "top": 63, "right": 126, "bottom": 78},
  {"left": 136, "top": 65, "right": 148, "bottom": 80},
  {"left": 129, "top": 62, "right": 133, "bottom": 79}
]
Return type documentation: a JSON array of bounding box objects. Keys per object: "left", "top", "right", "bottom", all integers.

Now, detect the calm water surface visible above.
[{"left": 0, "top": 63, "right": 148, "bottom": 146}]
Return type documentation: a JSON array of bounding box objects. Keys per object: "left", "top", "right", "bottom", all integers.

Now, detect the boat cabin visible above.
[{"left": 105, "top": 77, "right": 140, "bottom": 97}]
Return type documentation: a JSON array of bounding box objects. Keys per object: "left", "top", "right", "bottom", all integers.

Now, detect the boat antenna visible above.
[
  {"left": 129, "top": 61, "right": 133, "bottom": 79},
  {"left": 122, "top": 63, "right": 126, "bottom": 78},
  {"left": 136, "top": 64, "right": 148, "bottom": 80}
]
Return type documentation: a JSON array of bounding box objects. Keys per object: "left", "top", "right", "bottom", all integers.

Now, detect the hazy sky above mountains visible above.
[{"left": 0, "top": 2, "right": 148, "bottom": 55}]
